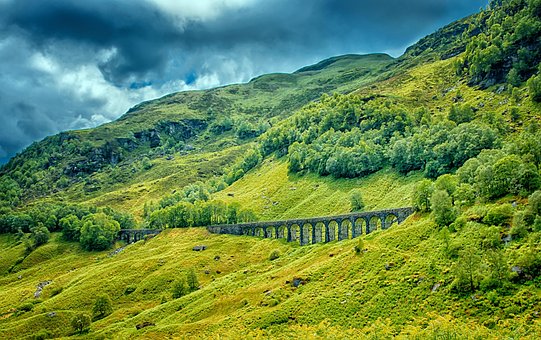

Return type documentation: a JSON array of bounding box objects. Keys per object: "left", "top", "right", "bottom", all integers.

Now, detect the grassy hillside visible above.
[
  {"left": 1, "top": 215, "right": 540, "bottom": 339},
  {"left": 1, "top": 1, "right": 541, "bottom": 339}
]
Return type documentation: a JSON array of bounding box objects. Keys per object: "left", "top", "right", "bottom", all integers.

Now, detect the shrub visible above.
[
  {"left": 354, "top": 238, "right": 365, "bottom": 255},
  {"left": 18, "top": 302, "right": 34, "bottom": 312},
  {"left": 528, "top": 74, "right": 541, "bottom": 102},
  {"left": 483, "top": 204, "right": 514, "bottom": 226},
  {"left": 50, "top": 286, "right": 63, "bottom": 297},
  {"left": 92, "top": 294, "right": 113, "bottom": 321},
  {"left": 269, "top": 250, "right": 280, "bottom": 261},
  {"left": 59, "top": 214, "right": 81, "bottom": 241},
  {"left": 124, "top": 285, "right": 136, "bottom": 295},
  {"left": 349, "top": 189, "right": 365, "bottom": 212},
  {"left": 71, "top": 313, "right": 91, "bottom": 334}
]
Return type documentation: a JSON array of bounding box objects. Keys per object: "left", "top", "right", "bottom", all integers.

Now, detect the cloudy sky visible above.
[{"left": 0, "top": 0, "right": 487, "bottom": 164}]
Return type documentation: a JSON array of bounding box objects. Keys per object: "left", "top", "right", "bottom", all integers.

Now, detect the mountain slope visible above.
[{"left": 1, "top": 1, "right": 541, "bottom": 339}]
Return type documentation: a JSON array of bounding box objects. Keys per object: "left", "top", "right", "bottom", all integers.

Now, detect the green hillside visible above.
[{"left": 1, "top": 1, "right": 541, "bottom": 338}]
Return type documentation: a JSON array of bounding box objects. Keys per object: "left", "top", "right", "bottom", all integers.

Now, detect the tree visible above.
[
  {"left": 92, "top": 294, "right": 113, "bottom": 321},
  {"left": 413, "top": 179, "right": 434, "bottom": 212},
  {"left": 483, "top": 249, "right": 509, "bottom": 289},
  {"left": 79, "top": 213, "right": 120, "bottom": 251},
  {"left": 172, "top": 277, "right": 188, "bottom": 298},
  {"left": 349, "top": 189, "right": 365, "bottom": 212},
  {"left": 31, "top": 223, "right": 50, "bottom": 247},
  {"left": 453, "top": 246, "right": 482, "bottom": 293},
  {"left": 431, "top": 190, "right": 457, "bottom": 227},
  {"left": 529, "top": 190, "right": 541, "bottom": 216},
  {"left": 59, "top": 214, "right": 81, "bottom": 241},
  {"left": 71, "top": 313, "right": 91, "bottom": 334},
  {"left": 528, "top": 74, "right": 541, "bottom": 102},
  {"left": 186, "top": 268, "right": 200, "bottom": 292}
]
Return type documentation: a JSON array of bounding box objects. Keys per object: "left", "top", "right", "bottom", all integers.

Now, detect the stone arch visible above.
[
  {"left": 339, "top": 219, "right": 351, "bottom": 240},
  {"left": 264, "top": 226, "right": 274, "bottom": 238},
  {"left": 354, "top": 217, "right": 367, "bottom": 237},
  {"left": 384, "top": 214, "right": 398, "bottom": 230},
  {"left": 301, "top": 223, "right": 312, "bottom": 245},
  {"left": 255, "top": 227, "right": 265, "bottom": 238},
  {"left": 277, "top": 225, "right": 287, "bottom": 239},
  {"left": 368, "top": 215, "right": 382, "bottom": 234},
  {"left": 289, "top": 224, "right": 301, "bottom": 244},
  {"left": 313, "top": 222, "right": 324, "bottom": 244},
  {"left": 242, "top": 228, "right": 252, "bottom": 236},
  {"left": 327, "top": 220, "right": 339, "bottom": 242}
]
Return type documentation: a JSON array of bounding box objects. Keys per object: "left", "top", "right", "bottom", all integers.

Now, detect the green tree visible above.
[
  {"left": 59, "top": 214, "right": 82, "bottom": 241},
  {"left": 79, "top": 213, "right": 120, "bottom": 251},
  {"left": 92, "top": 294, "right": 113, "bottom": 321},
  {"left": 529, "top": 190, "right": 541, "bottom": 216},
  {"left": 453, "top": 246, "right": 482, "bottom": 293},
  {"left": 484, "top": 249, "right": 509, "bottom": 289},
  {"left": 528, "top": 74, "right": 541, "bottom": 102},
  {"left": 31, "top": 223, "right": 50, "bottom": 247},
  {"left": 413, "top": 179, "right": 434, "bottom": 212},
  {"left": 431, "top": 190, "right": 457, "bottom": 227},
  {"left": 186, "top": 268, "right": 200, "bottom": 292},
  {"left": 71, "top": 313, "right": 91, "bottom": 334},
  {"left": 349, "top": 189, "right": 365, "bottom": 212},
  {"left": 172, "top": 277, "right": 188, "bottom": 298}
]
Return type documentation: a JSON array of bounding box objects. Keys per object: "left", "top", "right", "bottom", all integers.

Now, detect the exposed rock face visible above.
[
  {"left": 34, "top": 280, "right": 52, "bottom": 298},
  {"left": 63, "top": 119, "right": 207, "bottom": 177}
]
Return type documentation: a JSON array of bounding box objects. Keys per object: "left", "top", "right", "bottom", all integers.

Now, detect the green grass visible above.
[
  {"left": 215, "top": 159, "right": 421, "bottom": 221},
  {"left": 1, "top": 216, "right": 540, "bottom": 338}
]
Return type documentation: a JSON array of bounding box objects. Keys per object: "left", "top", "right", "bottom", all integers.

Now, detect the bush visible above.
[
  {"left": 483, "top": 204, "right": 514, "bottom": 226},
  {"left": 528, "top": 74, "right": 541, "bottom": 102},
  {"left": 124, "top": 285, "right": 136, "bottom": 295},
  {"left": 59, "top": 214, "right": 81, "bottom": 241},
  {"left": 349, "top": 189, "right": 365, "bottom": 212},
  {"left": 18, "top": 302, "right": 34, "bottom": 312},
  {"left": 50, "top": 286, "right": 63, "bottom": 297},
  {"left": 354, "top": 238, "right": 365, "bottom": 255},
  {"left": 269, "top": 250, "right": 280, "bottom": 261},
  {"left": 71, "top": 313, "right": 91, "bottom": 334},
  {"left": 92, "top": 294, "right": 113, "bottom": 321}
]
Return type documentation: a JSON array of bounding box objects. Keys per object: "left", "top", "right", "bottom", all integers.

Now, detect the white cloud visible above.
[{"left": 148, "top": 0, "right": 257, "bottom": 22}]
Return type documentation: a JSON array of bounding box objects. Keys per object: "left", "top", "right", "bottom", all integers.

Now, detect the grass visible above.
[
  {"left": 1, "top": 215, "right": 540, "bottom": 338},
  {"left": 214, "top": 159, "right": 421, "bottom": 221}
]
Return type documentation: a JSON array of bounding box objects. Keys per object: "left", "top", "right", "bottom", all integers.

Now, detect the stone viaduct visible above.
[
  {"left": 207, "top": 207, "right": 414, "bottom": 246},
  {"left": 118, "top": 229, "right": 162, "bottom": 243}
]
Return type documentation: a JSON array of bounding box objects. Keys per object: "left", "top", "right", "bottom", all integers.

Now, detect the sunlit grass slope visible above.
[
  {"left": 1, "top": 219, "right": 540, "bottom": 339},
  {"left": 214, "top": 159, "right": 421, "bottom": 221}
]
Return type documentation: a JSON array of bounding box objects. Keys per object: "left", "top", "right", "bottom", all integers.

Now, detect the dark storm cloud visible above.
[{"left": 0, "top": 0, "right": 487, "bottom": 164}]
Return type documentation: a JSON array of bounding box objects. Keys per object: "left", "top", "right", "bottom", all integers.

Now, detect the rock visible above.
[
  {"left": 431, "top": 283, "right": 441, "bottom": 292},
  {"left": 291, "top": 278, "right": 307, "bottom": 288},
  {"left": 47, "top": 312, "right": 56, "bottom": 318},
  {"left": 192, "top": 245, "right": 207, "bottom": 251},
  {"left": 214, "top": 256, "right": 221, "bottom": 261},
  {"left": 216, "top": 270, "right": 221, "bottom": 274},
  {"left": 17, "top": 275, "right": 21, "bottom": 280},
  {"left": 34, "top": 281, "right": 52, "bottom": 299},
  {"left": 204, "top": 270, "right": 210, "bottom": 275},
  {"left": 385, "top": 263, "right": 395, "bottom": 270},
  {"left": 227, "top": 193, "right": 235, "bottom": 197},
  {"left": 136, "top": 321, "right": 155, "bottom": 330}
]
